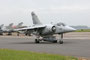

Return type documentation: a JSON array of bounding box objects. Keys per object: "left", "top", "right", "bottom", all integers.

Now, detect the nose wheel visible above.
[
  {"left": 59, "top": 40, "right": 63, "bottom": 44},
  {"left": 35, "top": 39, "right": 40, "bottom": 43}
]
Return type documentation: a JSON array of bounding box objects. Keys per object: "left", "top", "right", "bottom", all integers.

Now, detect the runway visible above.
[{"left": 0, "top": 32, "right": 90, "bottom": 58}]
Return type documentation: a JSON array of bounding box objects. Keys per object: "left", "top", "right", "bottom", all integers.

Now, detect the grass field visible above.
[
  {"left": 0, "top": 49, "right": 77, "bottom": 60},
  {"left": 75, "top": 29, "right": 90, "bottom": 32}
]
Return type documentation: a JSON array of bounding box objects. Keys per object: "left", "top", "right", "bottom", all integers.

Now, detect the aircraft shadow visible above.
[
  {"left": 11, "top": 41, "right": 57, "bottom": 44},
  {"left": 10, "top": 40, "right": 76, "bottom": 45}
]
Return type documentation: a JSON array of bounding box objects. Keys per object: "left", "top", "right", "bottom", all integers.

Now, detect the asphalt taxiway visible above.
[{"left": 0, "top": 32, "right": 90, "bottom": 58}]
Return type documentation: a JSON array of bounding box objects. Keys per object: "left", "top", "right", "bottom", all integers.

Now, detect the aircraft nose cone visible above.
[
  {"left": 69, "top": 27, "right": 76, "bottom": 31},
  {"left": 65, "top": 26, "right": 76, "bottom": 32}
]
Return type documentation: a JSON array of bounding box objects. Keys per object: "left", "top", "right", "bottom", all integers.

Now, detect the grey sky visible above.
[{"left": 0, "top": 0, "right": 90, "bottom": 26}]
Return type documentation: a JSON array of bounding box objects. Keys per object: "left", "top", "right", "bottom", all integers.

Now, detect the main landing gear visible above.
[
  {"left": 7, "top": 32, "right": 12, "bottom": 35},
  {"left": 35, "top": 36, "right": 57, "bottom": 43},
  {"left": 34, "top": 34, "right": 63, "bottom": 44},
  {"left": 0, "top": 33, "right": 3, "bottom": 35},
  {"left": 35, "top": 38, "right": 57, "bottom": 43},
  {"left": 35, "top": 36, "right": 41, "bottom": 43},
  {"left": 35, "top": 39, "right": 40, "bottom": 43}
]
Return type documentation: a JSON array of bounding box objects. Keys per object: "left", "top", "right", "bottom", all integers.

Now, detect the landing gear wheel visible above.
[
  {"left": 59, "top": 40, "right": 63, "bottom": 44},
  {"left": 7, "top": 33, "right": 12, "bottom": 35},
  {"left": 52, "top": 40, "right": 57, "bottom": 43},
  {"left": 7, "top": 32, "right": 12, "bottom": 35},
  {"left": 35, "top": 39, "right": 40, "bottom": 43},
  {"left": 0, "top": 33, "right": 3, "bottom": 35}
]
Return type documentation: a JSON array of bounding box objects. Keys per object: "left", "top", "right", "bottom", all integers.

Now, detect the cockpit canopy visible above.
[{"left": 56, "top": 22, "right": 66, "bottom": 26}]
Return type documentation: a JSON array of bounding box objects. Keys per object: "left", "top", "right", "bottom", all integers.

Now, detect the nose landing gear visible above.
[{"left": 59, "top": 33, "right": 63, "bottom": 44}]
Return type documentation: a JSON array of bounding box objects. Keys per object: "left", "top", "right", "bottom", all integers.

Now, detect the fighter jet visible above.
[
  {"left": 17, "top": 12, "right": 76, "bottom": 44},
  {"left": 12, "top": 22, "right": 29, "bottom": 36},
  {"left": 0, "top": 24, "right": 4, "bottom": 35},
  {"left": 12, "top": 22, "right": 25, "bottom": 29},
  {"left": 0, "top": 24, "right": 4, "bottom": 28},
  {"left": 1, "top": 23, "right": 14, "bottom": 35}
]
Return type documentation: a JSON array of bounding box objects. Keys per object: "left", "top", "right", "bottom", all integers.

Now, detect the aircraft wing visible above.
[{"left": 15, "top": 25, "right": 46, "bottom": 31}]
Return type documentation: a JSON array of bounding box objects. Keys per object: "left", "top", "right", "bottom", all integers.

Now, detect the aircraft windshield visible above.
[{"left": 56, "top": 22, "right": 66, "bottom": 26}]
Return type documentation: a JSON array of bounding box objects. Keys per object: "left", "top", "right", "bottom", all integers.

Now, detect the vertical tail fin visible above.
[
  {"left": 17, "top": 22, "right": 23, "bottom": 27},
  {"left": 0, "top": 24, "right": 4, "bottom": 28},
  {"left": 31, "top": 12, "right": 42, "bottom": 25},
  {"left": 0, "top": 24, "right": 4, "bottom": 29},
  {"left": 6, "top": 23, "right": 13, "bottom": 29},
  {"left": 9, "top": 23, "right": 13, "bottom": 27}
]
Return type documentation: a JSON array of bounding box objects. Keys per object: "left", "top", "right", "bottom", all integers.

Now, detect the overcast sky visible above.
[{"left": 0, "top": 0, "right": 90, "bottom": 26}]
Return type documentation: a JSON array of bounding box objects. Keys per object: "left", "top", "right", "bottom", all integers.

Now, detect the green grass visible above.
[
  {"left": 75, "top": 29, "right": 90, "bottom": 32},
  {"left": 0, "top": 49, "right": 78, "bottom": 60}
]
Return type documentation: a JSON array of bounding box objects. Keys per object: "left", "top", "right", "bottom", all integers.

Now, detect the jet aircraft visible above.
[
  {"left": 12, "top": 22, "right": 24, "bottom": 29},
  {"left": 0, "top": 24, "right": 4, "bottom": 35},
  {"left": 12, "top": 22, "right": 29, "bottom": 36},
  {"left": 0, "top": 23, "right": 14, "bottom": 35},
  {"left": 0, "top": 22, "right": 27, "bottom": 36},
  {"left": 16, "top": 12, "right": 76, "bottom": 44}
]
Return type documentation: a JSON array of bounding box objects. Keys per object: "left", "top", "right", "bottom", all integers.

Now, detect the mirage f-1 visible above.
[
  {"left": 17, "top": 12, "right": 76, "bottom": 44},
  {"left": 0, "top": 24, "right": 4, "bottom": 35},
  {"left": 0, "top": 23, "right": 14, "bottom": 35}
]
